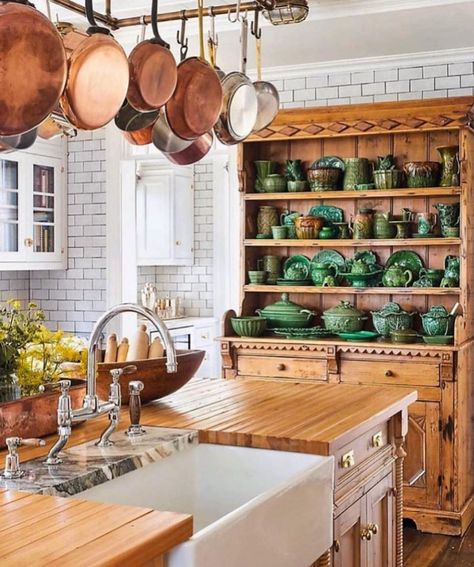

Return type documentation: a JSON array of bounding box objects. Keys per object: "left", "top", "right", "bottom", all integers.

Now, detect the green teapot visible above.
[
  {"left": 310, "top": 262, "right": 338, "bottom": 287},
  {"left": 350, "top": 259, "right": 371, "bottom": 275},
  {"left": 382, "top": 264, "right": 413, "bottom": 287}
]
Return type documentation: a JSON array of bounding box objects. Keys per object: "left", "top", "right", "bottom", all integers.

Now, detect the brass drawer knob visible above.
[
  {"left": 276, "top": 363, "right": 286, "bottom": 371},
  {"left": 341, "top": 450, "right": 355, "bottom": 469},
  {"left": 372, "top": 432, "right": 383, "bottom": 448},
  {"left": 385, "top": 370, "right": 394, "bottom": 377},
  {"left": 368, "top": 523, "right": 379, "bottom": 535},
  {"left": 360, "top": 528, "right": 372, "bottom": 541}
]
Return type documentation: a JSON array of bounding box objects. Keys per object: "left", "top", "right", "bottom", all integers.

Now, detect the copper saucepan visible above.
[
  {"left": 0, "top": 1, "right": 67, "bottom": 137},
  {"left": 165, "top": 0, "right": 223, "bottom": 141},
  {"left": 58, "top": 0, "right": 130, "bottom": 131},
  {"left": 127, "top": 0, "right": 177, "bottom": 112},
  {"left": 122, "top": 122, "right": 156, "bottom": 146}
]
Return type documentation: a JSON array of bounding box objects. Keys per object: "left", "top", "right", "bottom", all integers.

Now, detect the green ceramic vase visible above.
[
  {"left": 343, "top": 158, "right": 372, "bottom": 190},
  {"left": 437, "top": 145, "right": 459, "bottom": 187},
  {"left": 254, "top": 160, "right": 277, "bottom": 193}
]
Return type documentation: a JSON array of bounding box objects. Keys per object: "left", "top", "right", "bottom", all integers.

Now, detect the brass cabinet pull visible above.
[
  {"left": 276, "top": 363, "right": 286, "bottom": 371},
  {"left": 368, "top": 523, "right": 379, "bottom": 535},
  {"left": 360, "top": 528, "right": 372, "bottom": 541},
  {"left": 372, "top": 432, "right": 383, "bottom": 448},
  {"left": 385, "top": 370, "right": 394, "bottom": 377},
  {"left": 341, "top": 450, "right": 355, "bottom": 469},
  {"left": 24, "top": 238, "right": 33, "bottom": 247}
]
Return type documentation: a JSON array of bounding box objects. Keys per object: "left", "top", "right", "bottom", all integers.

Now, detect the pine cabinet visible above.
[
  {"left": 136, "top": 165, "right": 194, "bottom": 266},
  {"left": 0, "top": 150, "right": 66, "bottom": 270}
]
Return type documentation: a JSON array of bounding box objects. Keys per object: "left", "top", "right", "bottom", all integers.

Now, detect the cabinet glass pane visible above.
[
  {"left": 0, "top": 159, "right": 19, "bottom": 252},
  {"left": 33, "top": 164, "right": 55, "bottom": 253}
]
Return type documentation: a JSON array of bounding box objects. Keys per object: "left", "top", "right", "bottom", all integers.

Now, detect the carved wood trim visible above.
[{"left": 232, "top": 342, "right": 331, "bottom": 354}]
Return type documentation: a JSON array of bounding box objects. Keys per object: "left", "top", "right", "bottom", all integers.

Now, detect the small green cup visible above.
[
  {"left": 248, "top": 270, "right": 268, "bottom": 284},
  {"left": 272, "top": 225, "right": 288, "bottom": 239}
]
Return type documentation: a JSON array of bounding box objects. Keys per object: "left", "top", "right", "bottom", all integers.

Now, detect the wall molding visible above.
[{"left": 246, "top": 47, "right": 474, "bottom": 80}]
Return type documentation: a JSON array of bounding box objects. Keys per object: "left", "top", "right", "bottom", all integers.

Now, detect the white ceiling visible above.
[{"left": 40, "top": 0, "right": 474, "bottom": 71}]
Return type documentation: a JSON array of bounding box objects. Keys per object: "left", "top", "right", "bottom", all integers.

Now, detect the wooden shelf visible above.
[
  {"left": 244, "top": 285, "right": 461, "bottom": 295},
  {"left": 244, "top": 187, "right": 461, "bottom": 201},
  {"left": 244, "top": 237, "right": 460, "bottom": 247}
]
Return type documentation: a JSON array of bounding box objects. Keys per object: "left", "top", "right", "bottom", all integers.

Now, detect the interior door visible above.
[
  {"left": 333, "top": 497, "right": 366, "bottom": 567},
  {"left": 404, "top": 401, "right": 442, "bottom": 510},
  {"left": 366, "top": 473, "right": 395, "bottom": 567}
]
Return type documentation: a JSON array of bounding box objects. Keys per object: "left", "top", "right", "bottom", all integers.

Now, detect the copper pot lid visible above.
[
  {"left": 0, "top": 3, "right": 67, "bottom": 136},
  {"left": 60, "top": 33, "right": 130, "bottom": 130}
]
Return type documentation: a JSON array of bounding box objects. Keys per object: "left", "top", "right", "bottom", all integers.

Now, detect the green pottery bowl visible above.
[
  {"left": 287, "top": 180, "right": 308, "bottom": 192},
  {"left": 262, "top": 174, "right": 287, "bottom": 193},
  {"left": 390, "top": 329, "right": 419, "bottom": 344},
  {"left": 422, "top": 335, "right": 454, "bottom": 345},
  {"left": 231, "top": 316, "right": 267, "bottom": 337}
]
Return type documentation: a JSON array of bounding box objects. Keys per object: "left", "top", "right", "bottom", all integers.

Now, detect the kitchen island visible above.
[{"left": 0, "top": 378, "right": 416, "bottom": 566}]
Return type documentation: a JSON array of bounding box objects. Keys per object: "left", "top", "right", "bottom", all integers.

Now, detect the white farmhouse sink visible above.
[{"left": 77, "top": 444, "right": 334, "bottom": 567}]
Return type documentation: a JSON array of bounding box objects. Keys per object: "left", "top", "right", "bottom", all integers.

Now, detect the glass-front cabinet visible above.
[{"left": 0, "top": 152, "right": 66, "bottom": 269}]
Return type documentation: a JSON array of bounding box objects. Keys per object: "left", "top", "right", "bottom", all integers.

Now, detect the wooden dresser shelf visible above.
[
  {"left": 244, "top": 284, "right": 461, "bottom": 295},
  {"left": 244, "top": 186, "right": 461, "bottom": 201},
  {"left": 244, "top": 237, "right": 460, "bottom": 247}
]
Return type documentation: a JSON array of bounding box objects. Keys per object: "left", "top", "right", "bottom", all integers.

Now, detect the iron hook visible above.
[
  {"left": 228, "top": 0, "right": 242, "bottom": 23},
  {"left": 251, "top": 7, "right": 262, "bottom": 39}
]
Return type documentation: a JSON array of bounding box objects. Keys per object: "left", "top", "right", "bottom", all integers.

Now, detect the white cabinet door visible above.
[{"left": 136, "top": 166, "right": 194, "bottom": 266}]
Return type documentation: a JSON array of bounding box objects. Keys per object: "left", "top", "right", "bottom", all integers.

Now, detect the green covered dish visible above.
[
  {"left": 322, "top": 301, "right": 367, "bottom": 332},
  {"left": 256, "top": 293, "right": 315, "bottom": 329},
  {"left": 421, "top": 305, "right": 455, "bottom": 337},
  {"left": 371, "top": 302, "right": 416, "bottom": 338}
]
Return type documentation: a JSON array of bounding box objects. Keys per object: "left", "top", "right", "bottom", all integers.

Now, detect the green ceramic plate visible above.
[
  {"left": 385, "top": 251, "right": 424, "bottom": 279},
  {"left": 422, "top": 335, "right": 454, "bottom": 345},
  {"left": 283, "top": 255, "right": 311, "bottom": 280},
  {"left": 338, "top": 331, "right": 380, "bottom": 342},
  {"left": 311, "top": 156, "right": 345, "bottom": 171},
  {"left": 311, "top": 250, "right": 346, "bottom": 269},
  {"left": 276, "top": 278, "right": 313, "bottom": 286},
  {"left": 308, "top": 205, "right": 344, "bottom": 226}
]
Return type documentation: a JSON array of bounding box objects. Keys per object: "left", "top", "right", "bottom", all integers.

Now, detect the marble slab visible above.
[{"left": 0, "top": 426, "right": 198, "bottom": 497}]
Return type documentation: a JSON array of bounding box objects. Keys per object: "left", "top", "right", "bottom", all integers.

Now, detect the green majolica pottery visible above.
[
  {"left": 257, "top": 205, "right": 279, "bottom": 237},
  {"left": 262, "top": 174, "right": 287, "bottom": 193},
  {"left": 437, "top": 145, "right": 459, "bottom": 187},
  {"left": 321, "top": 301, "right": 367, "bottom": 332},
  {"left": 287, "top": 180, "right": 308, "bottom": 192},
  {"left": 382, "top": 264, "right": 413, "bottom": 287},
  {"left": 433, "top": 203, "right": 460, "bottom": 236},
  {"left": 319, "top": 227, "right": 335, "bottom": 239},
  {"left": 404, "top": 161, "right": 441, "bottom": 188},
  {"left": 373, "top": 169, "right": 403, "bottom": 189},
  {"left": 310, "top": 262, "right": 338, "bottom": 287},
  {"left": 419, "top": 268, "right": 444, "bottom": 287},
  {"left": 373, "top": 211, "right": 395, "bottom": 239},
  {"left": 280, "top": 210, "right": 301, "bottom": 239},
  {"left": 231, "top": 316, "right": 267, "bottom": 337},
  {"left": 390, "top": 329, "right": 419, "bottom": 344},
  {"left": 285, "top": 159, "right": 305, "bottom": 181},
  {"left": 343, "top": 158, "right": 372, "bottom": 190},
  {"left": 421, "top": 305, "right": 455, "bottom": 336},
  {"left": 371, "top": 302, "right": 415, "bottom": 338},
  {"left": 254, "top": 160, "right": 277, "bottom": 192},
  {"left": 256, "top": 293, "right": 315, "bottom": 329}
]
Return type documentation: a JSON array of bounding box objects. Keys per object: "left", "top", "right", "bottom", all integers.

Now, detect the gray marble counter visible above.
[{"left": 0, "top": 426, "right": 197, "bottom": 497}]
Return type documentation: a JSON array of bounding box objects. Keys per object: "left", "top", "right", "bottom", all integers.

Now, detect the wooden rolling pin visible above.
[
  {"left": 104, "top": 334, "right": 118, "bottom": 363},
  {"left": 126, "top": 324, "right": 149, "bottom": 361},
  {"left": 117, "top": 337, "right": 129, "bottom": 362},
  {"left": 148, "top": 337, "right": 164, "bottom": 359}
]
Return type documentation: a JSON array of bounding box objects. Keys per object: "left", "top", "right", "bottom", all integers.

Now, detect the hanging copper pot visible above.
[
  {"left": 122, "top": 123, "right": 155, "bottom": 146},
  {"left": 165, "top": 0, "right": 223, "bottom": 141},
  {"left": 127, "top": 0, "right": 177, "bottom": 112},
  {"left": 0, "top": 1, "right": 67, "bottom": 136},
  {"left": 58, "top": 0, "right": 129, "bottom": 131},
  {"left": 38, "top": 111, "right": 77, "bottom": 140}
]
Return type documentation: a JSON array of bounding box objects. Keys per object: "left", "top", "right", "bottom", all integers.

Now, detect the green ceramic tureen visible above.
[
  {"left": 371, "top": 302, "right": 416, "bottom": 338},
  {"left": 256, "top": 293, "right": 315, "bottom": 329},
  {"left": 421, "top": 305, "right": 455, "bottom": 337},
  {"left": 321, "top": 301, "right": 367, "bottom": 333}
]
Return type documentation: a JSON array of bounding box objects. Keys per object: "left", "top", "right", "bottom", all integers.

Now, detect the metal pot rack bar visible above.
[{"left": 48, "top": 0, "right": 272, "bottom": 29}]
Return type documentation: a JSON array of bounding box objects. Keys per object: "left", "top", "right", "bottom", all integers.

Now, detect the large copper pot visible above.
[
  {"left": 127, "top": 0, "right": 177, "bottom": 112},
  {"left": 0, "top": 2, "right": 67, "bottom": 136},
  {"left": 57, "top": 2, "right": 129, "bottom": 130},
  {"left": 165, "top": 0, "right": 222, "bottom": 141}
]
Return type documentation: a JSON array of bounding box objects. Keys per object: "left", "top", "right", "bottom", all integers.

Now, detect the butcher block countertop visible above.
[{"left": 0, "top": 378, "right": 417, "bottom": 566}]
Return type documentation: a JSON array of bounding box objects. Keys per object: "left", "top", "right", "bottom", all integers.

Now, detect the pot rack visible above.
[{"left": 48, "top": 0, "right": 277, "bottom": 29}]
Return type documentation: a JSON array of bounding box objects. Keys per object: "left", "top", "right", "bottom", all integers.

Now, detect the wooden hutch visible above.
[{"left": 219, "top": 97, "right": 474, "bottom": 540}]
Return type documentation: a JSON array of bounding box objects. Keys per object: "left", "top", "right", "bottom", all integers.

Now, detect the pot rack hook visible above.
[
  {"left": 251, "top": 7, "right": 262, "bottom": 39},
  {"left": 85, "top": 0, "right": 111, "bottom": 34},
  {"left": 139, "top": 15, "right": 147, "bottom": 42},
  {"left": 176, "top": 10, "right": 189, "bottom": 62},
  {"left": 228, "top": 0, "right": 242, "bottom": 23},
  {"left": 208, "top": 6, "right": 218, "bottom": 48},
  {"left": 151, "top": 0, "right": 170, "bottom": 48}
]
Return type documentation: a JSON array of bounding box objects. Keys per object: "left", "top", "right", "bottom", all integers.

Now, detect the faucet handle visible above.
[
  {"left": 39, "top": 379, "right": 71, "bottom": 394},
  {"left": 126, "top": 380, "right": 146, "bottom": 437},
  {"left": 109, "top": 365, "right": 137, "bottom": 384},
  {"left": 2, "top": 437, "right": 46, "bottom": 479}
]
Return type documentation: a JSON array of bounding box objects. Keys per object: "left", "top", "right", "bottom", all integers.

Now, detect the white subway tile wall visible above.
[
  {"left": 1, "top": 58, "right": 474, "bottom": 331},
  {"left": 137, "top": 162, "right": 214, "bottom": 318},
  {"left": 29, "top": 130, "right": 107, "bottom": 335}
]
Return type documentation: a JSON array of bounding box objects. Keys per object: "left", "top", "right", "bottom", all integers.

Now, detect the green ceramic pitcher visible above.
[
  {"left": 311, "top": 262, "right": 338, "bottom": 286},
  {"left": 343, "top": 158, "right": 372, "bottom": 190}
]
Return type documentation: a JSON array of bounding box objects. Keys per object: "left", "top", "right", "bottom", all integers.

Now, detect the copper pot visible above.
[
  {"left": 127, "top": 0, "right": 177, "bottom": 112},
  {"left": 163, "top": 130, "right": 214, "bottom": 166},
  {"left": 57, "top": 2, "right": 129, "bottom": 131},
  {"left": 123, "top": 123, "right": 155, "bottom": 146},
  {"left": 165, "top": 0, "right": 223, "bottom": 141},
  {"left": 0, "top": 2, "right": 67, "bottom": 136},
  {"left": 115, "top": 101, "right": 160, "bottom": 132}
]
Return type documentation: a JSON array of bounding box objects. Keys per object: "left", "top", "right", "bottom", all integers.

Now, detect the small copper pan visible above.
[
  {"left": 123, "top": 123, "right": 155, "bottom": 146},
  {"left": 127, "top": 0, "right": 177, "bottom": 112},
  {"left": 165, "top": 0, "right": 223, "bottom": 141},
  {"left": 58, "top": 0, "right": 129, "bottom": 130},
  {"left": 0, "top": 2, "right": 67, "bottom": 136}
]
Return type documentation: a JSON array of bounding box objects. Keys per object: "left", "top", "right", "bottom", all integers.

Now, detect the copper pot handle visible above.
[
  {"left": 85, "top": 0, "right": 111, "bottom": 35},
  {"left": 198, "top": 0, "right": 205, "bottom": 60},
  {"left": 150, "top": 0, "right": 169, "bottom": 48}
]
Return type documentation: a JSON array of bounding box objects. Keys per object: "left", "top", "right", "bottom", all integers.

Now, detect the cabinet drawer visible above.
[
  {"left": 237, "top": 356, "right": 327, "bottom": 381},
  {"left": 335, "top": 423, "right": 389, "bottom": 480},
  {"left": 340, "top": 359, "right": 439, "bottom": 387}
]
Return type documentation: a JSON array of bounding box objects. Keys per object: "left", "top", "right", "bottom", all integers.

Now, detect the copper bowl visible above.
[
  {"left": 0, "top": 378, "right": 86, "bottom": 448},
  {"left": 307, "top": 167, "right": 342, "bottom": 191},
  {"left": 97, "top": 349, "right": 205, "bottom": 404}
]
